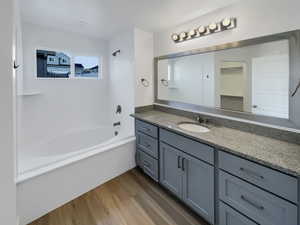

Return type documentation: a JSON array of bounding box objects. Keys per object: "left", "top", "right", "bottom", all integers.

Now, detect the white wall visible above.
[
  {"left": 154, "top": 0, "right": 300, "bottom": 56},
  {"left": 109, "top": 31, "right": 136, "bottom": 137},
  {"left": 18, "top": 23, "right": 110, "bottom": 155},
  {"left": 134, "top": 28, "right": 154, "bottom": 107},
  {"left": 0, "top": 0, "right": 17, "bottom": 224}
]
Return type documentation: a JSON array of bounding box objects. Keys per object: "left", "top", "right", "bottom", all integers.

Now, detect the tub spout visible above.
[{"left": 113, "top": 122, "right": 121, "bottom": 127}]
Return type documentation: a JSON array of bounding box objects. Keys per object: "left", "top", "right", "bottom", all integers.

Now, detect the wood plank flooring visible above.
[{"left": 29, "top": 168, "right": 209, "bottom": 225}]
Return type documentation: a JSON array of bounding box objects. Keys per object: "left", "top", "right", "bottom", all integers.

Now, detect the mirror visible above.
[{"left": 157, "top": 39, "right": 290, "bottom": 120}]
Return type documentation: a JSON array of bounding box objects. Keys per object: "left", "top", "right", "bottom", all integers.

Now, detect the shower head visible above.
[{"left": 112, "top": 49, "right": 121, "bottom": 57}]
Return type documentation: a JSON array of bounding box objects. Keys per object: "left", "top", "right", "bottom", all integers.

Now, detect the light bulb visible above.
[
  {"left": 222, "top": 18, "right": 231, "bottom": 27},
  {"left": 209, "top": 23, "right": 218, "bottom": 31},
  {"left": 188, "top": 29, "right": 196, "bottom": 37},
  {"left": 198, "top": 26, "right": 206, "bottom": 34},
  {"left": 180, "top": 32, "right": 187, "bottom": 39},
  {"left": 171, "top": 33, "right": 179, "bottom": 41}
]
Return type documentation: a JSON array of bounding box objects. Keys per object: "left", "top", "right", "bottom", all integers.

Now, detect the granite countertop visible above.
[{"left": 132, "top": 110, "right": 300, "bottom": 177}]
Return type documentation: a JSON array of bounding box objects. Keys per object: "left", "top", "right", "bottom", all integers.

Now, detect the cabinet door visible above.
[
  {"left": 160, "top": 142, "right": 182, "bottom": 198},
  {"left": 182, "top": 152, "right": 215, "bottom": 224},
  {"left": 219, "top": 202, "right": 257, "bottom": 225}
]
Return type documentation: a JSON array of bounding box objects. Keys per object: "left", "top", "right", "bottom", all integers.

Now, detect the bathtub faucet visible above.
[{"left": 113, "top": 122, "right": 121, "bottom": 127}]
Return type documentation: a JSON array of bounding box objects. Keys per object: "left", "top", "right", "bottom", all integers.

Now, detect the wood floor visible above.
[{"left": 29, "top": 168, "right": 209, "bottom": 225}]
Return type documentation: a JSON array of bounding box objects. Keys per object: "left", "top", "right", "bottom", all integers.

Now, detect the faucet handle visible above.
[
  {"left": 195, "top": 116, "right": 204, "bottom": 123},
  {"left": 195, "top": 116, "right": 210, "bottom": 124}
]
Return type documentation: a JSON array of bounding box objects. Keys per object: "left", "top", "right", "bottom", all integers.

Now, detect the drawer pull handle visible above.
[
  {"left": 143, "top": 127, "right": 151, "bottom": 132},
  {"left": 240, "top": 167, "right": 264, "bottom": 180},
  {"left": 241, "top": 195, "right": 264, "bottom": 210},
  {"left": 182, "top": 158, "right": 185, "bottom": 171},
  {"left": 177, "top": 156, "right": 181, "bottom": 169}
]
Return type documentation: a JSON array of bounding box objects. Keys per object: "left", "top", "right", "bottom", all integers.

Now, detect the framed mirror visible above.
[{"left": 155, "top": 30, "right": 300, "bottom": 130}]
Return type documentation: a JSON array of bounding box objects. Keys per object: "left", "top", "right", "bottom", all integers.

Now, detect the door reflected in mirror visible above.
[
  {"left": 157, "top": 39, "right": 289, "bottom": 119},
  {"left": 219, "top": 61, "right": 246, "bottom": 112}
]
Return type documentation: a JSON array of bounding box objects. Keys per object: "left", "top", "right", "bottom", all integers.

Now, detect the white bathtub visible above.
[
  {"left": 17, "top": 125, "right": 136, "bottom": 225},
  {"left": 17, "top": 125, "right": 131, "bottom": 181}
]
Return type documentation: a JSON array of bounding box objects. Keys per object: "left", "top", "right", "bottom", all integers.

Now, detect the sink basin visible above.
[{"left": 178, "top": 122, "right": 210, "bottom": 133}]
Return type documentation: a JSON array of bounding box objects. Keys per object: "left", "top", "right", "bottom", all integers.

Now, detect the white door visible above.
[{"left": 252, "top": 55, "right": 289, "bottom": 119}]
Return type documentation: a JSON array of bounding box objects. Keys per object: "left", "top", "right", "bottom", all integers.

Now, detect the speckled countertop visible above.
[{"left": 131, "top": 110, "right": 300, "bottom": 177}]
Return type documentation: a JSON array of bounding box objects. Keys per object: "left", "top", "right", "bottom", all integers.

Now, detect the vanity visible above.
[
  {"left": 133, "top": 112, "right": 300, "bottom": 225},
  {"left": 133, "top": 30, "right": 300, "bottom": 225}
]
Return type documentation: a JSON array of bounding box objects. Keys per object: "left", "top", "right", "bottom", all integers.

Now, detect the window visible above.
[
  {"left": 74, "top": 56, "right": 100, "bottom": 79},
  {"left": 36, "top": 50, "right": 100, "bottom": 79},
  {"left": 37, "top": 50, "right": 71, "bottom": 78}
]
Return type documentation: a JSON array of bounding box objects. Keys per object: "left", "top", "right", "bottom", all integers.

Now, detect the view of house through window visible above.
[
  {"left": 36, "top": 50, "right": 71, "bottom": 78},
  {"left": 74, "top": 56, "right": 99, "bottom": 78},
  {"left": 36, "top": 50, "right": 100, "bottom": 79}
]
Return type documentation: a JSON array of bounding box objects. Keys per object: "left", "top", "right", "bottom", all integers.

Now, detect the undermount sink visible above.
[{"left": 178, "top": 122, "right": 210, "bottom": 133}]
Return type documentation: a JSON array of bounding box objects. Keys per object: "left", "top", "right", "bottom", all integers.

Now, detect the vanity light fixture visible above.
[{"left": 172, "top": 17, "right": 237, "bottom": 43}]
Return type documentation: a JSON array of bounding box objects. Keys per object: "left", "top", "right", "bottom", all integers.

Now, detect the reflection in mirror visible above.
[
  {"left": 157, "top": 39, "right": 289, "bottom": 119},
  {"left": 158, "top": 53, "right": 215, "bottom": 107},
  {"left": 219, "top": 61, "right": 245, "bottom": 112}
]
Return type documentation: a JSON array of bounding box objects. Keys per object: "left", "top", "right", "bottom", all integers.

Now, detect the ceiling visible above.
[{"left": 20, "top": 0, "right": 240, "bottom": 39}]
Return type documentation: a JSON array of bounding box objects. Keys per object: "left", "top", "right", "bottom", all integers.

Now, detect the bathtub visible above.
[{"left": 17, "top": 125, "right": 136, "bottom": 225}]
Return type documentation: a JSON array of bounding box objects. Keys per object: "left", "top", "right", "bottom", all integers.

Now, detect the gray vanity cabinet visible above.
[
  {"left": 181, "top": 151, "right": 214, "bottom": 224},
  {"left": 135, "top": 119, "right": 159, "bottom": 181},
  {"left": 219, "top": 170, "right": 298, "bottom": 225},
  {"left": 135, "top": 118, "right": 299, "bottom": 225},
  {"left": 160, "top": 141, "right": 215, "bottom": 224},
  {"left": 160, "top": 142, "right": 182, "bottom": 198}
]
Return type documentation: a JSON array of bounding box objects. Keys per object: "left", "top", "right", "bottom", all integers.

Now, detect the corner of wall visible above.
[{"left": 134, "top": 28, "right": 154, "bottom": 107}]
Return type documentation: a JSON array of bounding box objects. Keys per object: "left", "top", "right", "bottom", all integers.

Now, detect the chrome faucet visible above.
[
  {"left": 195, "top": 115, "right": 209, "bottom": 124},
  {"left": 195, "top": 116, "right": 204, "bottom": 123},
  {"left": 113, "top": 122, "right": 121, "bottom": 127}
]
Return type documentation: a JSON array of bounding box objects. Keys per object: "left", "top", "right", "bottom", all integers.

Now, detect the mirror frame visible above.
[{"left": 154, "top": 30, "right": 300, "bottom": 130}]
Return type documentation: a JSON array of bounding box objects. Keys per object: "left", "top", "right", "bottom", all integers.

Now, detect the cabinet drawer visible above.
[
  {"left": 137, "top": 132, "right": 158, "bottom": 159},
  {"left": 160, "top": 129, "right": 214, "bottom": 165},
  {"left": 219, "top": 151, "right": 298, "bottom": 203},
  {"left": 219, "top": 202, "right": 257, "bottom": 225},
  {"left": 219, "top": 171, "right": 297, "bottom": 225},
  {"left": 138, "top": 149, "right": 158, "bottom": 182},
  {"left": 135, "top": 120, "right": 158, "bottom": 138}
]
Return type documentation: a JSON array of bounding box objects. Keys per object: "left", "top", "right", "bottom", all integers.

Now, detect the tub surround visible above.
[{"left": 131, "top": 109, "right": 300, "bottom": 177}]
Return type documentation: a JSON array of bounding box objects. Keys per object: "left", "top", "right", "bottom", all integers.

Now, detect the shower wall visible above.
[
  {"left": 18, "top": 23, "right": 110, "bottom": 151},
  {"left": 108, "top": 29, "right": 154, "bottom": 137},
  {"left": 109, "top": 31, "right": 135, "bottom": 138}
]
